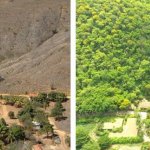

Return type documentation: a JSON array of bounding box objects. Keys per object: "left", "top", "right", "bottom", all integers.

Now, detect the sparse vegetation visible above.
[
  {"left": 8, "top": 111, "right": 15, "bottom": 119},
  {"left": 0, "top": 90, "right": 69, "bottom": 149},
  {"left": 2, "top": 95, "right": 28, "bottom": 107}
]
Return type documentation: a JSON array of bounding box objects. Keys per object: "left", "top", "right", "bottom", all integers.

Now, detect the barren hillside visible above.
[{"left": 0, "top": 0, "right": 70, "bottom": 94}]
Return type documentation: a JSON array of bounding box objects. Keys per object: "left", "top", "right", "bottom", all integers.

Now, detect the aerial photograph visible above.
[
  {"left": 0, "top": 0, "right": 70, "bottom": 150},
  {"left": 77, "top": 0, "right": 150, "bottom": 150}
]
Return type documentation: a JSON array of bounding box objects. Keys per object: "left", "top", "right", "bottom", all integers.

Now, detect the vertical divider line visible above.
[{"left": 71, "top": 0, "right": 76, "bottom": 150}]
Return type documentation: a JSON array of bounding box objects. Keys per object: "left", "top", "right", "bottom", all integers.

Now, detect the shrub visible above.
[
  {"left": 9, "top": 125, "right": 25, "bottom": 141},
  {"left": 76, "top": 127, "right": 90, "bottom": 150},
  {"left": 141, "top": 142, "right": 150, "bottom": 150},
  {"left": 81, "top": 141, "right": 100, "bottom": 150},
  {"left": 98, "top": 135, "right": 111, "bottom": 150},
  {"left": 0, "top": 118, "right": 7, "bottom": 126},
  {"left": 2, "top": 96, "right": 28, "bottom": 107},
  {"left": 48, "top": 91, "right": 67, "bottom": 102},
  {"left": 110, "top": 136, "right": 143, "bottom": 144},
  {"left": 144, "top": 119, "right": 150, "bottom": 128},
  {"left": 112, "top": 127, "right": 123, "bottom": 133},
  {"left": 8, "top": 111, "right": 15, "bottom": 119}
]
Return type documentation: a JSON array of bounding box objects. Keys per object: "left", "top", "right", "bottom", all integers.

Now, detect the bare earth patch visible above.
[
  {"left": 103, "top": 118, "right": 123, "bottom": 130},
  {"left": 0, "top": 103, "right": 21, "bottom": 126},
  {"left": 109, "top": 118, "right": 137, "bottom": 138},
  {"left": 139, "top": 99, "right": 150, "bottom": 109}
]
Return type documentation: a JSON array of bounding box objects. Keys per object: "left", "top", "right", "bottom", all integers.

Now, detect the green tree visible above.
[
  {"left": 8, "top": 111, "right": 15, "bottom": 119},
  {"left": 119, "top": 99, "right": 131, "bottom": 110},
  {"left": 0, "top": 118, "right": 8, "bottom": 142},
  {"left": 98, "top": 135, "right": 111, "bottom": 150},
  {"left": 40, "top": 123, "right": 54, "bottom": 138},
  {"left": 9, "top": 125, "right": 25, "bottom": 141},
  {"left": 51, "top": 102, "right": 65, "bottom": 120},
  {"left": 76, "top": 127, "right": 90, "bottom": 150}
]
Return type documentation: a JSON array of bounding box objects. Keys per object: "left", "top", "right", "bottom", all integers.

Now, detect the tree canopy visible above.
[{"left": 77, "top": 0, "right": 150, "bottom": 114}]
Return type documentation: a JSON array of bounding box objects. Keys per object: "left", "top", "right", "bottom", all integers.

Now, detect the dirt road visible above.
[{"left": 48, "top": 117, "right": 69, "bottom": 150}]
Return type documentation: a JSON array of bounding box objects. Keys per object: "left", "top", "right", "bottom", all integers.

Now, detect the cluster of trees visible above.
[
  {"left": 0, "top": 91, "right": 68, "bottom": 148},
  {"left": 17, "top": 102, "right": 54, "bottom": 137},
  {"left": 0, "top": 118, "right": 25, "bottom": 149},
  {"left": 0, "top": 95, "right": 28, "bottom": 108},
  {"left": 144, "top": 113, "right": 150, "bottom": 137},
  {"left": 51, "top": 101, "right": 66, "bottom": 121},
  {"left": 31, "top": 92, "right": 67, "bottom": 120},
  {"left": 77, "top": 0, "right": 150, "bottom": 114},
  {"left": 76, "top": 125, "right": 110, "bottom": 150}
]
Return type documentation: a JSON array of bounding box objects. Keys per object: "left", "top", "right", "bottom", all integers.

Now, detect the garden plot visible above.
[
  {"left": 103, "top": 118, "right": 123, "bottom": 130},
  {"left": 109, "top": 118, "right": 137, "bottom": 138}
]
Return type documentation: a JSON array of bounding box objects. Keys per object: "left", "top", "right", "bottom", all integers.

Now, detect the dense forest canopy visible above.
[{"left": 77, "top": 0, "right": 150, "bottom": 114}]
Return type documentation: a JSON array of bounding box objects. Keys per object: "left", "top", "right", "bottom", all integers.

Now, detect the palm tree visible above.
[
  {"left": 0, "top": 124, "right": 9, "bottom": 141},
  {"left": 6, "top": 130, "right": 15, "bottom": 144}
]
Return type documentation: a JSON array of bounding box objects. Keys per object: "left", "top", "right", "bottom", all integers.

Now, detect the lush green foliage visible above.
[
  {"left": 77, "top": 0, "right": 150, "bottom": 114},
  {"left": 141, "top": 142, "right": 150, "bottom": 150},
  {"left": 76, "top": 126, "right": 90, "bottom": 150},
  {"left": 0, "top": 118, "right": 25, "bottom": 145},
  {"left": 110, "top": 136, "right": 143, "bottom": 144},
  {"left": 81, "top": 141, "right": 100, "bottom": 150},
  {"left": 98, "top": 135, "right": 111, "bottom": 150}
]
